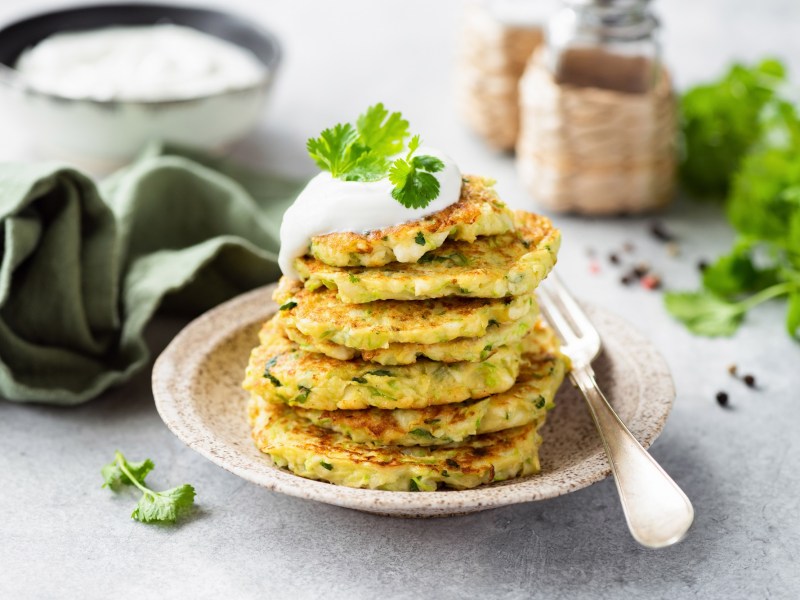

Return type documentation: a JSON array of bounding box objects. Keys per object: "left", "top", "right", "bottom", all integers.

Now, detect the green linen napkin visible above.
[{"left": 0, "top": 144, "right": 306, "bottom": 405}]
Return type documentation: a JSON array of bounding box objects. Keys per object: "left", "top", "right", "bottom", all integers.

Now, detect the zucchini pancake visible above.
[
  {"left": 295, "top": 211, "right": 560, "bottom": 304},
  {"left": 307, "top": 175, "right": 515, "bottom": 268},
  {"left": 244, "top": 105, "right": 565, "bottom": 492}
]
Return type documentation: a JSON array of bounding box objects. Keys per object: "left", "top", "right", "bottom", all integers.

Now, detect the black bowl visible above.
[{"left": 0, "top": 2, "right": 280, "bottom": 74}]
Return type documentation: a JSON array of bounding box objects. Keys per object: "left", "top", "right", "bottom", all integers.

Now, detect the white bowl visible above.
[{"left": 0, "top": 3, "right": 281, "bottom": 166}]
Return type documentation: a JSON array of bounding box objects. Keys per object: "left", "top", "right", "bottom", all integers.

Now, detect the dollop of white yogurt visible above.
[
  {"left": 15, "top": 24, "right": 266, "bottom": 102},
  {"left": 279, "top": 147, "right": 462, "bottom": 278}
]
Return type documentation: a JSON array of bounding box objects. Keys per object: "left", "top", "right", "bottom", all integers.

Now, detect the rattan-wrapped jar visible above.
[
  {"left": 517, "top": 50, "right": 676, "bottom": 214},
  {"left": 456, "top": 2, "right": 548, "bottom": 151},
  {"left": 517, "top": 0, "right": 677, "bottom": 214}
]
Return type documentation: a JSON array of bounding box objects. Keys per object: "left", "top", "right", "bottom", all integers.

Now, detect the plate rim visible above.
[{"left": 152, "top": 283, "right": 675, "bottom": 517}]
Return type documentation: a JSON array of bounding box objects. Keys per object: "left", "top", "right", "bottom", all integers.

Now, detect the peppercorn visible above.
[
  {"left": 716, "top": 391, "right": 729, "bottom": 407},
  {"left": 650, "top": 221, "right": 675, "bottom": 242},
  {"left": 743, "top": 374, "right": 756, "bottom": 388},
  {"left": 727, "top": 364, "right": 738, "bottom": 377},
  {"left": 698, "top": 260, "right": 709, "bottom": 272},
  {"left": 621, "top": 274, "right": 633, "bottom": 286},
  {"left": 623, "top": 242, "right": 635, "bottom": 253},
  {"left": 609, "top": 253, "right": 620, "bottom": 265},
  {"left": 632, "top": 263, "right": 649, "bottom": 278}
]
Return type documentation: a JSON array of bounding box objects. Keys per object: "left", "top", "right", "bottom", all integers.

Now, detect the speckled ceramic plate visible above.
[{"left": 153, "top": 284, "right": 675, "bottom": 517}]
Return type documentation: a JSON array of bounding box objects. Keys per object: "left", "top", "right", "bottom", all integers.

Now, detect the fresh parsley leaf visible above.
[
  {"left": 389, "top": 151, "right": 445, "bottom": 209},
  {"left": 665, "top": 284, "right": 797, "bottom": 337},
  {"left": 306, "top": 106, "right": 446, "bottom": 208},
  {"left": 279, "top": 301, "right": 297, "bottom": 311},
  {"left": 664, "top": 291, "right": 746, "bottom": 336},
  {"left": 306, "top": 103, "right": 408, "bottom": 182},
  {"left": 131, "top": 485, "right": 196, "bottom": 524},
  {"left": 414, "top": 232, "right": 426, "bottom": 245},
  {"left": 702, "top": 241, "right": 780, "bottom": 297},
  {"left": 356, "top": 103, "right": 409, "bottom": 157},
  {"left": 102, "top": 455, "right": 154, "bottom": 490},
  {"left": 342, "top": 152, "right": 389, "bottom": 183},
  {"left": 306, "top": 123, "right": 360, "bottom": 177},
  {"left": 412, "top": 154, "right": 444, "bottom": 172},
  {"left": 680, "top": 58, "right": 787, "bottom": 197},
  {"left": 671, "top": 58, "right": 800, "bottom": 341},
  {"left": 103, "top": 451, "right": 196, "bottom": 524}
]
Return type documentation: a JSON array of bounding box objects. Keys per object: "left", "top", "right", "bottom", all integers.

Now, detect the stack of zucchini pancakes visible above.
[{"left": 243, "top": 176, "right": 566, "bottom": 491}]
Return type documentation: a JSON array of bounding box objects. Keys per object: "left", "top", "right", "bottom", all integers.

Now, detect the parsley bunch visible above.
[
  {"left": 679, "top": 58, "right": 786, "bottom": 198},
  {"left": 102, "top": 451, "right": 196, "bottom": 524},
  {"left": 306, "top": 103, "right": 444, "bottom": 208},
  {"left": 666, "top": 59, "right": 800, "bottom": 340}
]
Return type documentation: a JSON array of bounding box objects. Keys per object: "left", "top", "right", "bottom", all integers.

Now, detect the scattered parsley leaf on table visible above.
[
  {"left": 102, "top": 451, "right": 196, "bottom": 524},
  {"left": 667, "top": 58, "right": 800, "bottom": 340},
  {"left": 131, "top": 484, "right": 196, "bottom": 524},
  {"left": 305, "top": 103, "right": 444, "bottom": 208},
  {"left": 101, "top": 455, "right": 154, "bottom": 489}
]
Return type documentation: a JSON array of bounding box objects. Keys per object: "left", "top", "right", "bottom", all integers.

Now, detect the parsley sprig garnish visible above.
[
  {"left": 306, "top": 103, "right": 444, "bottom": 208},
  {"left": 102, "top": 451, "right": 196, "bottom": 524}
]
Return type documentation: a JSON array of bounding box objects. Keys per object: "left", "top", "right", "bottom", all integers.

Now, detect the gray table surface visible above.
[{"left": 2, "top": 1, "right": 799, "bottom": 599}]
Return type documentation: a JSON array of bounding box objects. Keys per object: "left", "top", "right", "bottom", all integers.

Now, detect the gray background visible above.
[{"left": 1, "top": 1, "right": 799, "bottom": 599}]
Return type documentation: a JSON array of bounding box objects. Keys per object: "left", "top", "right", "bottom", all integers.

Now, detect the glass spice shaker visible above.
[
  {"left": 548, "top": 0, "right": 661, "bottom": 93},
  {"left": 516, "top": 0, "right": 676, "bottom": 214}
]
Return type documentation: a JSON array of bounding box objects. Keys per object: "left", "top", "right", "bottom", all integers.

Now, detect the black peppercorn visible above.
[
  {"left": 716, "top": 391, "right": 729, "bottom": 407},
  {"left": 743, "top": 374, "right": 756, "bottom": 388},
  {"left": 650, "top": 221, "right": 675, "bottom": 242}
]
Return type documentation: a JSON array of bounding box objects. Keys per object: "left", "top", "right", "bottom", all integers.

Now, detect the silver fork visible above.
[{"left": 537, "top": 273, "right": 694, "bottom": 548}]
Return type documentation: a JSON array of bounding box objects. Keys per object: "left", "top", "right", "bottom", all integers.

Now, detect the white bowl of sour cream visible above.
[{"left": 0, "top": 3, "right": 281, "bottom": 166}]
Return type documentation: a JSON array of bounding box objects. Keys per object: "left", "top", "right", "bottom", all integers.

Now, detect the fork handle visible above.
[{"left": 571, "top": 367, "right": 694, "bottom": 548}]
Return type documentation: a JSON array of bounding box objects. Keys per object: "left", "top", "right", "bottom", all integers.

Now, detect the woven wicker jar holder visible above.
[
  {"left": 516, "top": 51, "right": 677, "bottom": 214},
  {"left": 456, "top": 4, "right": 543, "bottom": 151}
]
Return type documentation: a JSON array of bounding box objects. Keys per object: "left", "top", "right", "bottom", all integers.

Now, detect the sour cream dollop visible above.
[
  {"left": 15, "top": 24, "right": 266, "bottom": 102},
  {"left": 279, "top": 147, "right": 462, "bottom": 278}
]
